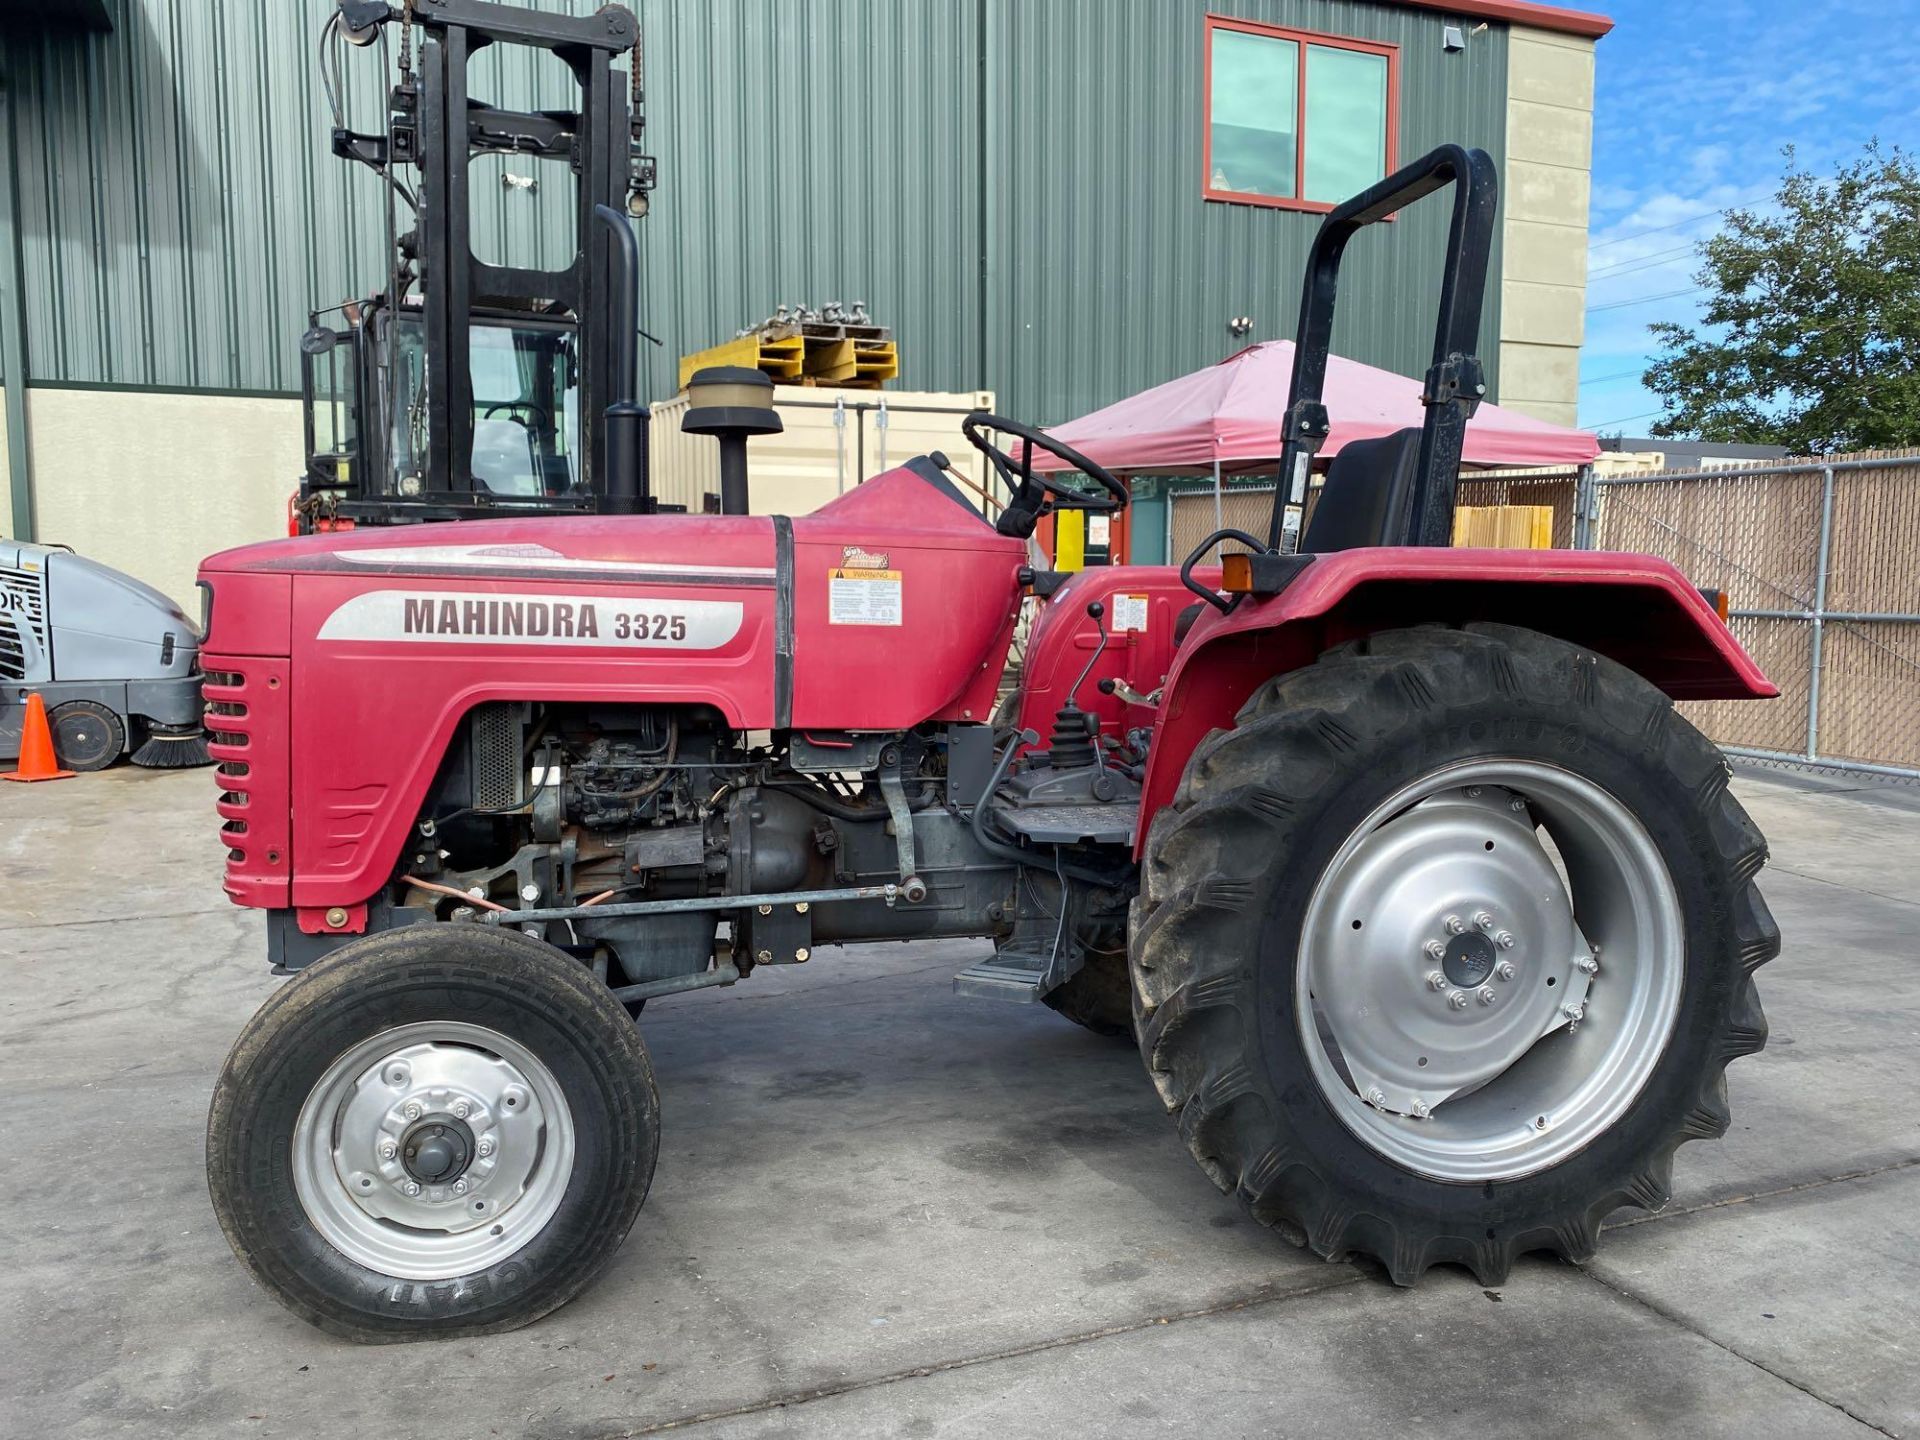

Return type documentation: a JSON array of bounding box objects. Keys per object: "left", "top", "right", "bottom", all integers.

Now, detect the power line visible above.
[
  {"left": 1584, "top": 407, "right": 1666, "bottom": 430},
  {"left": 1588, "top": 186, "right": 1774, "bottom": 253},
  {"left": 1588, "top": 242, "right": 1699, "bottom": 281},
  {"left": 1588, "top": 286, "right": 1706, "bottom": 314},
  {"left": 1578, "top": 367, "right": 1647, "bottom": 387}
]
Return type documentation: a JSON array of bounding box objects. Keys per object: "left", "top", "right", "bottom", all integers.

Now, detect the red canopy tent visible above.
[{"left": 1035, "top": 340, "right": 1599, "bottom": 475}]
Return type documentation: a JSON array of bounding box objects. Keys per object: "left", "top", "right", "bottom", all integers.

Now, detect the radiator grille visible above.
[
  {"left": 203, "top": 668, "right": 256, "bottom": 860},
  {"left": 470, "top": 703, "right": 524, "bottom": 811},
  {"left": 0, "top": 562, "right": 49, "bottom": 683}
]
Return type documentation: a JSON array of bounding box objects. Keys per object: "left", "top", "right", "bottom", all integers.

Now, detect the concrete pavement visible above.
[{"left": 1, "top": 762, "right": 1915, "bottom": 1438}]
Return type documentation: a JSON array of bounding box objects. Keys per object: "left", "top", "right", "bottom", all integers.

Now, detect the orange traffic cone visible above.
[{"left": 3, "top": 693, "right": 75, "bottom": 783}]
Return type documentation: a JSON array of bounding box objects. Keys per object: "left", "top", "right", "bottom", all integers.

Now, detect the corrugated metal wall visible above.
[
  {"left": 1, "top": 0, "right": 1506, "bottom": 422},
  {"left": 987, "top": 0, "right": 1507, "bottom": 421},
  {"left": 629, "top": 0, "right": 983, "bottom": 405}
]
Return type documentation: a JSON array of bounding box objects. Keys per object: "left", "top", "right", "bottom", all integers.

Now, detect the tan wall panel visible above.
[
  {"left": 1507, "top": 98, "right": 1593, "bottom": 170},
  {"left": 0, "top": 388, "right": 11, "bottom": 525},
  {"left": 27, "top": 389, "right": 300, "bottom": 609},
  {"left": 1498, "top": 26, "right": 1596, "bottom": 423},
  {"left": 1498, "top": 342, "right": 1582, "bottom": 406},
  {"left": 1501, "top": 279, "right": 1587, "bottom": 346},
  {"left": 1504, "top": 217, "right": 1589, "bottom": 288},
  {"left": 1504, "top": 159, "right": 1592, "bottom": 227},
  {"left": 1506, "top": 29, "right": 1596, "bottom": 107}
]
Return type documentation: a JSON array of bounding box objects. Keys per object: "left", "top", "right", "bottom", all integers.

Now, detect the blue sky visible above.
[{"left": 1578, "top": 0, "right": 1920, "bottom": 434}]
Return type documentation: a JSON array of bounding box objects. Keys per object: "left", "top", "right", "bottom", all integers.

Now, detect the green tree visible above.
[{"left": 1643, "top": 145, "right": 1920, "bottom": 453}]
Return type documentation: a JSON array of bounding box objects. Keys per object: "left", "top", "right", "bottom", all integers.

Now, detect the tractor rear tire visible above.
[
  {"left": 1130, "top": 624, "right": 1777, "bottom": 1285},
  {"left": 207, "top": 925, "right": 659, "bottom": 1342}
]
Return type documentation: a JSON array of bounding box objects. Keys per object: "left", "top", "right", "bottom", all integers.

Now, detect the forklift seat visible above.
[{"left": 1299, "top": 428, "right": 1422, "bottom": 553}]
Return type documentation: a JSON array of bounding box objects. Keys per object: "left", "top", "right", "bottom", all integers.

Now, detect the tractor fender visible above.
[{"left": 1135, "top": 547, "right": 1776, "bottom": 856}]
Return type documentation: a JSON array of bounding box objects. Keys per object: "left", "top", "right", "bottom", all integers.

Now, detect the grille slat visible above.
[{"left": 1, "top": 563, "right": 50, "bottom": 683}]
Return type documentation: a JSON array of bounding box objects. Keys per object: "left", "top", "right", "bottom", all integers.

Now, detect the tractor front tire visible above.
[
  {"left": 207, "top": 925, "right": 659, "bottom": 1342},
  {"left": 1131, "top": 624, "right": 1777, "bottom": 1285}
]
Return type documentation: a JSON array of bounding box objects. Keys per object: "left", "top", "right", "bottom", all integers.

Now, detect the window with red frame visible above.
[{"left": 1204, "top": 17, "right": 1396, "bottom": 211}]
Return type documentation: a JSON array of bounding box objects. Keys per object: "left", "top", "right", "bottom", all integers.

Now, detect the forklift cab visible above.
[{"left": 299, "top": 304, "right": 587, "bottom": 527}]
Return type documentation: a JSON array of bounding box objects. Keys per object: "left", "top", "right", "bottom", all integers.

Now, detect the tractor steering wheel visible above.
[{"left": 961, "top": 412, "right": 1129, "bottom": 538}]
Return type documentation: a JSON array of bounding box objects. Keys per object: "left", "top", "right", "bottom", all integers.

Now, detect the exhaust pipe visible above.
[{"left": 594, "top": 204, "right": 649, "bottom": 515}]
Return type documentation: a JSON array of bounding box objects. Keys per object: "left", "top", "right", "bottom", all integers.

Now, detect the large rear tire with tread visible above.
[
  {"left": 1130, "top": 623, "right": 1777, "bottom": 1285},
  {"left": 207, "top": 925, "right": 658, "bottom": 1342}
]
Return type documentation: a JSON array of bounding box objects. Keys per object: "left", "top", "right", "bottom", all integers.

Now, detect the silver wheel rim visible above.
[
  {"left": 1297, "top": 758, "right": 1683, "bottom": 1183},
  {"left": 291, "top": 1021, "right": 576, "bottom": 1281}
]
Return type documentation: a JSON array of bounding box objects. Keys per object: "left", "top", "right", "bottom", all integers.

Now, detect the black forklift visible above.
[{"left": 296, "top": 0, "right": 662, "bottom": 533}]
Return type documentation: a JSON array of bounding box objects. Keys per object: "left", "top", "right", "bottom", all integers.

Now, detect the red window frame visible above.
[{"left": 1202, "top": 15, "right": 1400, "bottom": 214}]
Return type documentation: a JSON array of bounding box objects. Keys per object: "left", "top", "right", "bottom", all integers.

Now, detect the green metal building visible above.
[{"left": 0, "top": 0, "right": 1606, "bottom": 602}]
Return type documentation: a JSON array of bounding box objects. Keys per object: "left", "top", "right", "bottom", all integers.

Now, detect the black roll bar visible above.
[{"left": 1266, "top": 144, "right": 1500, "bottom": 551}]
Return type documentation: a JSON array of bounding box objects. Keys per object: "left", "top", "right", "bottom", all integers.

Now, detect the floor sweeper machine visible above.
[
  {"left": 199, "top": 0, "right": 1779, "bottom": 1342},
  {"left": 1, "top": 539, "right": 209, "bottom": 772}
]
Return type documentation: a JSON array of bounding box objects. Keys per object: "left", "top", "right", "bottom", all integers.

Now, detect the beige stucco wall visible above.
[
  {"left": 27, "top": 388, "right": 301, "bottom": 609},
  {"left": 1499, "top": 26, "right": 1596, "bottom": 429},
  {"left": 0, "top": 388, "right": 11, "bottom": 528}
]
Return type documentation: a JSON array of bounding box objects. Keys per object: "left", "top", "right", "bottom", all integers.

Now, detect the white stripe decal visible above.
[
  {"left": 330, "top": 542, "right": 775, "bottom": 578},
  {"left": 317, "top": 590, "right": 744, "bottom": 649}
]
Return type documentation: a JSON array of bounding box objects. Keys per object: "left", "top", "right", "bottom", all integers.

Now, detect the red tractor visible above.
[{"left": 202, "top": 124, "right": 1779, "bottom": 1340}]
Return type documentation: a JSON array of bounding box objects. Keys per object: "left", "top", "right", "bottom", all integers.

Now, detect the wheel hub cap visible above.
[
  {"left": 401, "top": 1117, "right": 475, "bottom": 1185},
  {"left": 1298, "top": 760, "right": 1679, "bottom": 1183},
  {"left": 291, "top": 1022, "right": 575, "bottom": 1281},
  {"left": 1310, "top": 787, "right": 1596, "bottom": 1120}
]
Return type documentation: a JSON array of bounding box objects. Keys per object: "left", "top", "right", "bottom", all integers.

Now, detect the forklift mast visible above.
[{"left": 300, "top": 0, "right": 658, "bottom": 529}]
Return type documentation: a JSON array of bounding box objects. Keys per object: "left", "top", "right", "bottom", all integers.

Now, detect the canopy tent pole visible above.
[{"left": 1212, "top": 457, "right": 1224, "bottom": 559}]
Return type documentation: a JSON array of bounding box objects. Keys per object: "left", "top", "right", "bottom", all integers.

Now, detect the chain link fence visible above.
[
  {"left": 1585, "top": 452, "right": 1920, "bottom": 781},
  {"left": 1158, "top": 452, "right": 1920, "bottom": 779}
]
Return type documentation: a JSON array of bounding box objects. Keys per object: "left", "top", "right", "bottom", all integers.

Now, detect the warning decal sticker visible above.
[
  {"left": 1111, "top": 593, "right": 1150, "bottom": 633},
  {"left": 828, "top": 568, "right": 903, "bottom": 626}
]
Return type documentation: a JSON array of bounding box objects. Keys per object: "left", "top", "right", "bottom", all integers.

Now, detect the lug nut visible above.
[
  {"left": 1495, "top": 960, "right": 1516, "bottom": 981},
  {"left": 1410, "top": 1099, "right": 1432, "bottom": 1119},
  {"left": 1424, "top": 939, "right": 1446, "bottom": 961},
  {"left": 451, "top": 1099, "right": 471, "bottom": 1119},
  {"left": 519, "top": 883, "right": 541, "bottom": 903},
  {"left": 1445, "top": 914, "right": 1467, "bottom": 935},
  {"left": 477, "top": 1137, "right": 495, "bottom": 1158},
  {"left": 403, "top": 1180, "right": 422, "bottom": 1197},
  {"left": 1477, "top": 986, "right": 1497, "bottom": 1006},
  {"left": 379, "top": 1140, "right": 398, "bottom": 1161},
  {"left": 452, "top": 1178, "right": 469, "bottom": 1196},
  {"left": 1447, "top": 990, "right": 1469, "bottom": 1010},
  {"left": 1464, "top": 786, "right": 1484, "bottom": 798},
  {"left": 402, "top": 1101, "right": 423, "bottom": 1121},
  {"left": 1575, "top": 954, "right": 1599, "bottom": 975},
  {"left": 1493, "top": 931, "right": 1516, "bottom": 950},
  {"left": 1364, "top": 1087, "right": 1388, "bottom": 1109},
  {"left": 1509, "top": 796, "right": 1528, "bottom": 812},
  {"left": 1425, "top": 970, "right": 1447, "bottom": 991},
  {"left": 1473, "top": 911, "right": 1494, "bottom": 930}
]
